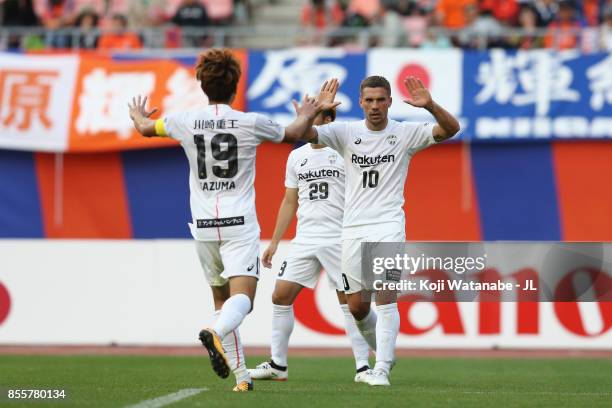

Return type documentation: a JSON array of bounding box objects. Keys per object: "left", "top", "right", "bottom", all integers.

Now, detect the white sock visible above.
[
  {"left": 270, "top": 304, "right": 294, "bottom": 367},
  {"left": 213, "top": 293, "right": 251, "bottom": 338},
  {"left": 340, "top": 304, "right": 370, "bottom": 370},
  {"left": 374, "top": 303, "right": 399, "bottom": 375},
  {"left": 355, "top": 307, "right": 377, "bottom": 352},
  {"left": 213, "top": 310, "right": 250, "bottom": 384}
]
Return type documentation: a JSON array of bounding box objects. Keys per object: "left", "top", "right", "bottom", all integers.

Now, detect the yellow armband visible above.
[{"left": 155, "top": 118, "right": 168, "bottom": 137}]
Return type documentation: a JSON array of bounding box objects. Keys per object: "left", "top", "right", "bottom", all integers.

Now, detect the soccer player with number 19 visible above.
[
  {"left": 300, "top": 76, "right": 460, "bottom": 386},
  {"left": 127, "top": 49, "right": 338, "bottom": 392}
]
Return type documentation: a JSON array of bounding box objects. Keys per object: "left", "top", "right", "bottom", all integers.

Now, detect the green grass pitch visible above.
[{"left": 1, "top": 355, "right": 611, "bottom": 407}]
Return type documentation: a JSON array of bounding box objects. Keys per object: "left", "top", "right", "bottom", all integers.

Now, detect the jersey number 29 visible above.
[
  {"left": 309, "top": 182, "right": 329, "bottom": 200},
  {"left": 194, "top": 133, "right": 238, "bottom": 179}
]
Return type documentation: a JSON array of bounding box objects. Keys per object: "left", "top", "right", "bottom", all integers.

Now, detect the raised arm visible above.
[
  {"left": 262, "top": 188, "right": 299, "bottom": 268},
  {"left": 283, "top": 80, "right": 341, "bottom": 144},
  {"left": 283, "top": 95, "right": 320, "bottom": 144},
  {"left": 402, "top": 77, "right": 460, "bottom": 142},
  {"left": 128, "top": 95, "right": 159, "bottom": 137}
]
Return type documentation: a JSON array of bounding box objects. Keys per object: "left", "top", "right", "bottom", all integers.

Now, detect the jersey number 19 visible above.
[{"left": 194, "top": 133, "right": 238, "bottom": 179}]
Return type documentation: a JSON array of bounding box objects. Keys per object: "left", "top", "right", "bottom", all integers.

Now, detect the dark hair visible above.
[
  {"left": 112, "top": 13, "right": 128, "bottom": 27},
  {"left": 321, "top": 108, "right": 336, "bottom": 122},
  {"left": 360, "top": 75, "right": 391, "bottom": 95},
  {"left": 75, "top": 10, "right": 99, "bottom": 27},
  {"left": 195, "top": 48, "right": 242, "bottom": 103}
]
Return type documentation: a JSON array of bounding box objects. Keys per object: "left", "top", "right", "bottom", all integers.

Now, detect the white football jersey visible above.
[
  {"left": 315, "top": 119, "right": 436, "bottom": 238},
  {"left": 161, "top": 104, "right": 285, "bottom": 241},
  {"left": 285, "top": 144, "right": 344, "bottom": 244}
]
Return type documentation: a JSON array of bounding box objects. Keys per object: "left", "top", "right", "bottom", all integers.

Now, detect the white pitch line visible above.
[{"left": 125, "top": 388, "right": 207, "bottom": 408}]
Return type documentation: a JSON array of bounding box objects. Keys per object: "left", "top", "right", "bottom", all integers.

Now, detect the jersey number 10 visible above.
[
  {"left": 361, "top": 170, "right": 379, "bottom": 188},
  {"left": 194, "top": 133, "right": 238, "bottom": 179}
]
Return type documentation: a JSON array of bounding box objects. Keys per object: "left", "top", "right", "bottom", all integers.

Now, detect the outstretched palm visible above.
[
  {"left": 316, "top": 78, "right": 341, "bottom": 111},
  {"left": 128, "top": 95, "right": 158, "bottom": 121},
  {"left": 402, "top": 76, "right": 433, "bottom": 110}
]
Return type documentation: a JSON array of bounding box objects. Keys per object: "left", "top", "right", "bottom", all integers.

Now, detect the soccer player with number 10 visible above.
[{"left": 297, "top": 75, "right": 460, "bottom": 386}]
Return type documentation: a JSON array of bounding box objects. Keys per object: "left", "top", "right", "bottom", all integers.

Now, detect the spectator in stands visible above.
[
  {"left": 600, "top": 3, "right": 612, "bottom": 50},
  {"left": 328, "top": 0, "right": 370, "bottom": 46},
  {"left": 402, "top": 1, "right": 429, "bottom": 47},
  {"left": 532, "top": 0, "right": 558, "bottom": 27},
  {"left": 233, "top": 0, "right": 252, "bottom": 25},
  {"left": 125, "top": 0, "right": 167, "bottom": 29},
  {"left": 435, "top": 0, "right": 476, "bottom": 29},
  {"left": 301, "top": 0, "right": 344, "bottom": 30},
  {"left": 582, "top": 0, "right": 603, "bottom": 27},
  {"left": 479, "top": 0, "right": 518, "bottom": 25},
  {"left": 35, "top": 0, "right": 78, "bottom": 47},
  {"left": 458, "top": 3, "right": 505, "bottom": 49},
  {"left": 73, "top": 0, "right": 104, "bottom": 16},
  {"left": 172, "top": 0, "right": 209, "bottom": 27},
  {"left": 98, "top": 13, "right": 142, "bottom": 49},
  {"left": 205, "top": 0, "right": 233, "bottom": 25},
  {"left": 379, "top": 1, "right": 404, "bottom": 46},
  {"left": 508, "top": 3, "right": 544, "bottom": 49},
  {"left": 349, "top": 0, "right": 380, "bottom": 22},
  {"left": 171, "top": 0, "right": 209, "bottom": 46},
  {"left": 1, "top": 0, "right": 40, "bottom": 49},
  {"left": 2, "top": 0, "right": 40, "bottom": 26},
  {"left": 73, "top": 9, "right": 98, "bottom": 48},
  {"left": 544, "top": 0, "right": 585, "bottom": 49}
]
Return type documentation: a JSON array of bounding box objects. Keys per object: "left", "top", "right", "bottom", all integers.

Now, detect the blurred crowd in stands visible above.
[
  {"left": 302, "top": 0, "right": 612, "bottom": 50},
  {"left": 0, "top": 0, "right": 249, "bottom": 48},
  {"left": 1, "top": 0, "right": 611, "bottom": 50}
]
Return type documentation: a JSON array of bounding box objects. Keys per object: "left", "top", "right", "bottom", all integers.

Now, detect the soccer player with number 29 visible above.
[{"left": 249, "top": 80, "right": 372, "bottom": 384}]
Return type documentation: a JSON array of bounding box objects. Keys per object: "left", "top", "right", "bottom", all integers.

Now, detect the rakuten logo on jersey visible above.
[
  {"left": 298, "top": 169, "right": 341, "bottom": 182},
  {"left": 351, "top": 153, "right": 395, "bottom": 168}
]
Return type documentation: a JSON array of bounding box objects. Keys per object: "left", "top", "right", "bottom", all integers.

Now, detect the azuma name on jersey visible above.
[
  {"left": 199, "top": 180, "right": 236, "bottom": 191},
  {"left": 351, "top": 153, "right": 395, "bottom": 167},
  {"left": 297, "top": 169, "right": 341, "bottom": 182}
]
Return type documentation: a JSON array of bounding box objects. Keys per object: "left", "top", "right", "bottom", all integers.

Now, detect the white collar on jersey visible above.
[{"left": 205, "top": 104, "right": 232, "bottom": 116}]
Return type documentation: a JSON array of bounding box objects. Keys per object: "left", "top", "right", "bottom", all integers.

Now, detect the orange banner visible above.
[{"left": 68, "top": 50, "right": 248, "bottom": 152}]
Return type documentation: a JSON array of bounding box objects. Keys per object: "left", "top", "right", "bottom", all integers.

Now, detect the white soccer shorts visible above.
[
  {"left": 195, "top": 236, "right": 260, "bottom": 287},
  {"left": 276, "top": 242, "right": 343, "bottom": 291},
  {"left": 341, "top": 230, "right": 405, "bottom": 294}
]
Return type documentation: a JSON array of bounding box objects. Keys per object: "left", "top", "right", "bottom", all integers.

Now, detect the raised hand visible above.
[
  {"left": 317, "top": 78, "right": 339, "bottom": 105},
  {"left": 402, "top": 76, "right": 433, "bottom": 110},
  {"left": 128, "top": 95, "right": 158, "bottom": 121},
  {"left": 292, "top": 93, "right": 318, "bottom": 118},
  {"left": 292, "top": 93, "right": 341, "bottom": 119}
]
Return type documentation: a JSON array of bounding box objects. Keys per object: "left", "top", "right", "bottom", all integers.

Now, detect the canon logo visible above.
[
  {"left": 293, "top": 267, "right": 612, "bottom": 338},
  {"left": 0, "top": 282, "right": 11, "bottom": 326}
]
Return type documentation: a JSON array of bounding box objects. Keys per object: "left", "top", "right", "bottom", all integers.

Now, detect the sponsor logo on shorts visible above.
[
  {"left": 196, "top": 216, "right": 245, "bottom": 228},
  {"left": 247, "top": 264, "right": 254, "bottom": 271}
]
